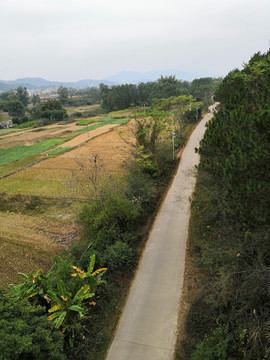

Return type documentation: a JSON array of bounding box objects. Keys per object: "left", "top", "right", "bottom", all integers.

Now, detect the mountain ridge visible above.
[{"left": 0, "top": 69, "right": 218, "bottom": 91}]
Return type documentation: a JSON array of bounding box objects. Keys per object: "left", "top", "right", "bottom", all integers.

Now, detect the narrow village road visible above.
[{"left": 106, "top": 105, "right": 217, "bottom": 360}]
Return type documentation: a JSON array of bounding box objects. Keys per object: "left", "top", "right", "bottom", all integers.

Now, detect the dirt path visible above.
[
  {"left": 55, "top": 123, "right": 119, "bottom": 148},
  {"left": 106, "top": 105, "right": 217, "bottom": 360}
]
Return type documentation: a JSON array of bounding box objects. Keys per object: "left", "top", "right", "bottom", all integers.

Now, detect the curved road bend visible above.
[{"left": 106, "top": 105, "right": 217, "bottom": 360}]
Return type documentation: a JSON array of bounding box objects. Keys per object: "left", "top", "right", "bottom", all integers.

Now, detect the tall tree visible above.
[
  {"left": 32, "top": 94, "right": 41, "bottom": 106},
  {"left": 15, "top": 86, "right": 29, "bottom": 106},
  {"left": 57, "top": 86, "right": 69, "bottom": 104}
]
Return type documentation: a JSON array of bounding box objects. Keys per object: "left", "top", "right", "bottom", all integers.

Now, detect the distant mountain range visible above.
[
  {"left": 0, "top": 69, "right": 217, "bottom": 91},
  {"left": 103, "top": 69, "right": 216, "bottom": 84},
  {"left": 0, "top": 78, "right": 116, "bottom": 91}
]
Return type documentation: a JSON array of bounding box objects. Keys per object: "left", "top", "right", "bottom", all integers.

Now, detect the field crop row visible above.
[
  {"left": 0, "top": 138, "right": 68, "bottom": 166},
  {"left": 75, "top": 116, "right": 130, "bottom": 132}
]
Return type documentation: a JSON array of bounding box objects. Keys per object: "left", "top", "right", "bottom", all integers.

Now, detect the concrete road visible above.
[{"left": 106, "top": 106, "right": 216, "bottom": 360}]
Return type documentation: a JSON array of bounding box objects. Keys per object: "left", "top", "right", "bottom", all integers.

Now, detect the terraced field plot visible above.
[
  {"left": 0, "top": 116, "right": 133, "bottom": 286},
  {"left": 0, "top": 116, "right": 129, "bottom": 177}
]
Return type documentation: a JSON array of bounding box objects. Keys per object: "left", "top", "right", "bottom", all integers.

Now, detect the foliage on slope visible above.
[{"left": 186, "top": 51, "right": 270, "bottom": 359}]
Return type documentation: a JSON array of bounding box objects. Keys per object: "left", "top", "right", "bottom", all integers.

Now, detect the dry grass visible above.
[
  {"left": 64, "top": 104, "right": 100, "bottom": 115},
  {"left": 0, "top": 211, "right": 78, "bottom": 288}
]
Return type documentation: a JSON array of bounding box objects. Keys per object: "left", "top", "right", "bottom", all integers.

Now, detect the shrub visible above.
[
  {"left": 191, "top": 325, "right": 237, "bottom": 360},
  {"left": 12, "top": 115, "right": 29, "bottom": 125},
  {"left": 0, "top": 291, "right": 66, "bottom": 360},
  {"left": 79, "top": 184, "right": 140, "bottom": 237},
  {"left": 18, "top": 120, "right": 35, "bottom": 128},
  {"left": 101, "top": 241, "right": 135, "bottom": 271},
  {"left": 125, "top": 170, "right": 158, "bottom": 215}
]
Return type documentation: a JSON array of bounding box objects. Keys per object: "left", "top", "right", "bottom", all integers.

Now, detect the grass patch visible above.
[
  {"left": 0, "top": 138, "right": 68, "bottom": 167},
  {"left": 18, "top": 121, "right": 36, "bottom": 129},
  {"left": 0, "top": 177, "right": 64, "bottom": 197},
  {"left": 109, "top": 109, "right": 131, "bottom": 115},
  {"left": 46, "top": 147, "right": 71, "bottom": 156},
  {"left": 76, "top": 119, "right": 103, "bottom": 126},
  {"left": 75, "top": 116, "right": 130, "bottom": 133},
  {"left": 0, "top": 193, "right": 44, "bottom": 214},
  {"left": 0, "top": 154, "right": 42, "bottom": 178}
]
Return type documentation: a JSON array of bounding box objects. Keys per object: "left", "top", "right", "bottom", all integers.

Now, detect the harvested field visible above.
[
  {"left": 0, "top": 123, "right": 134, "bottom": 197},
  {"left": 0, "top": 211, "right": 78, "bottom": 288},
  {"left": 55, "top": 123, "right": 119, "bottom": 148}
]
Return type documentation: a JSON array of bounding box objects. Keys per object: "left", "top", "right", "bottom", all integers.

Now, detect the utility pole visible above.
[{"left": 172, "top": 132, "right": 181, "bottom": 159}]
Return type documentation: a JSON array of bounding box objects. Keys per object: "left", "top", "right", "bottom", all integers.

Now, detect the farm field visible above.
[
  {"left": 0, "top": 115, "right": 133, "bottom": 287},
  {"left": 0, "top": 115, "right": 130, "bottom": 177}
]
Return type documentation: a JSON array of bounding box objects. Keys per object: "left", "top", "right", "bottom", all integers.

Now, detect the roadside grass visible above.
[
  {"left": 0, "top": 138, "right": 68, "bottom": 167},
  {"left": 174, "top": 173, "right": 217, "bottom": 360}
]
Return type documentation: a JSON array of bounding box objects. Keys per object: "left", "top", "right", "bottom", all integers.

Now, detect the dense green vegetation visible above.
[
  {"left": 0, "top": 290, "right": 66, "bottom": 360},
  {"left": 67, "top": 87, "right": 101, "bottom": 106},
  {"left": 180, "top": 51, "right": 270, "bottom": 359},
  {"left": 0, "top": 92, "right": 67, "bottom": 126},
  {"left": 99, "top": 76, "right": 220, "bottom": 112}
]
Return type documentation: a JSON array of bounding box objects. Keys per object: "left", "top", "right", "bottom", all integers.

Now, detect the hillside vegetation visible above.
[{"left": 178, "top": 51, "right": 270, "bottom": 359}]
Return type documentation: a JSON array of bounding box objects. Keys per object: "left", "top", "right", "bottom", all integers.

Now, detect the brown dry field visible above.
[
  {"left": 55, "top": 123, "right": 120, "bottom": 148},
  {"left": 0, "top": 122, "right": 134, "bottom": 287},
  {"left": 0, "top": 121, "right": 87, "bottom": 150},
  {"left": 0, "top": 212, "right": 77, "bottom": 287},
  {"left": 1, "top": 122, "right": 133, "bottom": 197}
]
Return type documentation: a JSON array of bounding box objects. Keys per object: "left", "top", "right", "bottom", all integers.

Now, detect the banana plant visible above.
[
  {"left": 10, "top": 255, "right": 107, "bottom": 346},
  {"left": 10, "top": 268, "right": 50, "bottom": 306}
]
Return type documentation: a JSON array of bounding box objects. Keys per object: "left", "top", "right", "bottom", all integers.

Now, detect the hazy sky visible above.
[{"left": 0, "top": 0, "right": 269, "bottom": 81}]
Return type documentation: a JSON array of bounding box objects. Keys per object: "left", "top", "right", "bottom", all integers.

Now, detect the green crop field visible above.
[
  {"left": 0, "top": 138, "right": 68, "bottom": 166},
  {"left": 76, "top": 116, "right": 130, "bottom": 132},
  {"left": 76, "top": 118, "right": 103, "bottom": 126}
]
